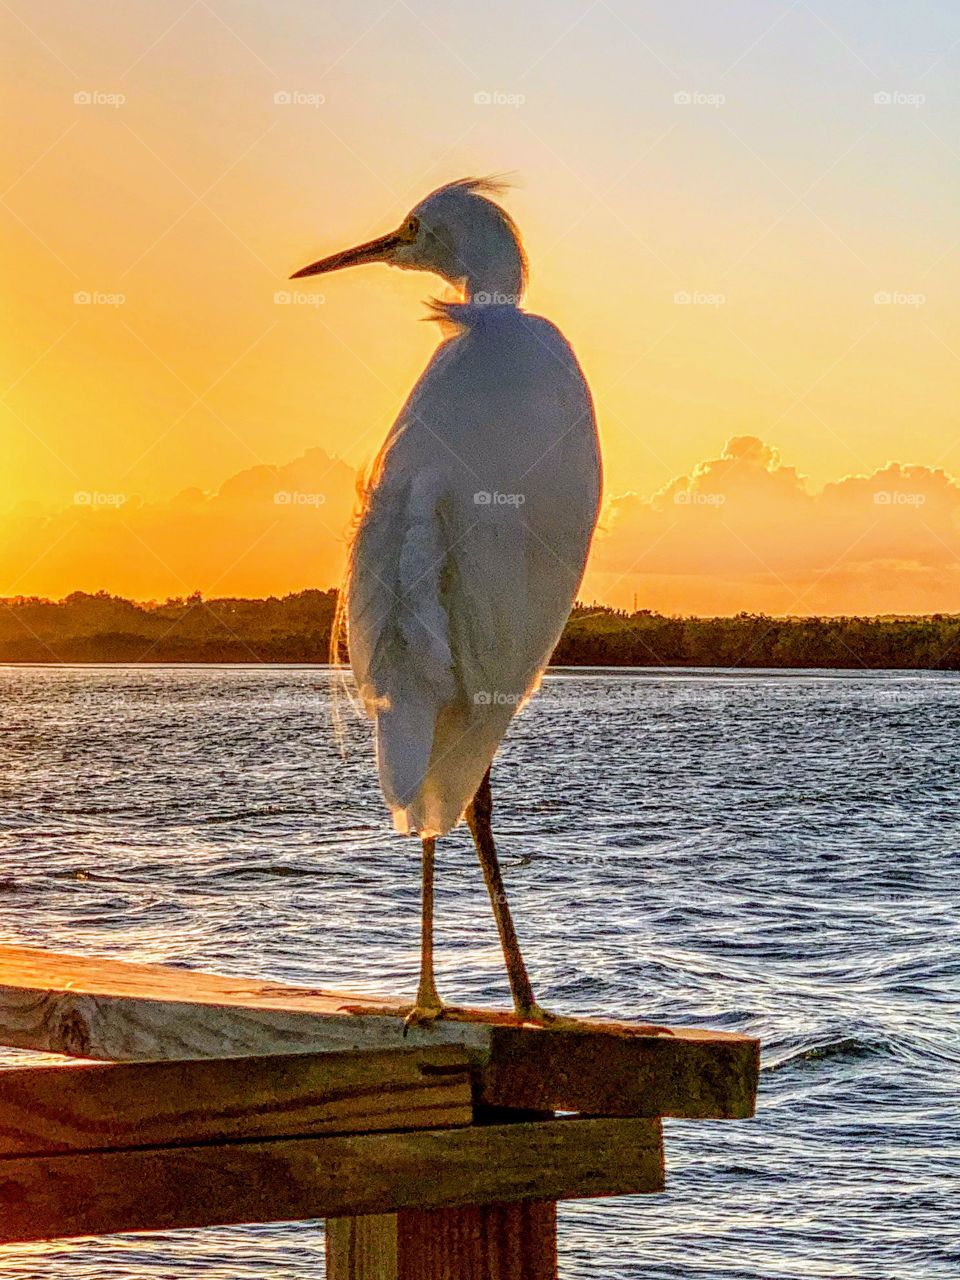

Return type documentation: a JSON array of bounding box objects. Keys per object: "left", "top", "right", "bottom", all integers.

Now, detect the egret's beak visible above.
[{"left": 290, "top": 229, "right": 405, "bottom": 280}]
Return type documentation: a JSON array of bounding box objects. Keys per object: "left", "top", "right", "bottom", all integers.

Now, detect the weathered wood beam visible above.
[
  {"left": 0, "top": 1045, "right": 473, "bottom": 1156},
  {"left": 0, "top": 947, "right": 759, "bottom": 1119},
  {"left": 0, "top": 1115, "right": 663, "bottom": 1244},
  {"left": 480, "top": 1022, "right": 756, "bottom": 1118}
]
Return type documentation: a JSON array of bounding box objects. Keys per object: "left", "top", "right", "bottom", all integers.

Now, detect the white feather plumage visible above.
[{"left": 345, "top": 300, "right": 600, "bottom": 835}]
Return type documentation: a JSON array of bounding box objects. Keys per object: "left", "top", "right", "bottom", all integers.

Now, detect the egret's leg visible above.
[
  {"left": 466, "top": 770, "right": 675, "bottom": 1037},
  {"left": 404, "top": 835, "right": 444, "bottom": 1029},
  {"left": 465, "top": 768, "right": 549, "bottom": 1023}
]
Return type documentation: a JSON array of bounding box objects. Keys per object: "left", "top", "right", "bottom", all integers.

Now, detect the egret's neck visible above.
[{"left": 457, "top": 221, "right": 526, "bottom": 306}]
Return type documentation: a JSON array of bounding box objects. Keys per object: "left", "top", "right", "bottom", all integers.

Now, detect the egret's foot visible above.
[
  {"left": 403, "top": 997, "right": 445, "bottom": 1035},
  {"left": 514, "top": 1002, "right": 675, "bottom": 1037},
  {"left": 514, "top": 1001, "right": 564, "bottom": 1028},
  {"left": 512, "top": 1001, "right": 595, "bottom": 1032}
]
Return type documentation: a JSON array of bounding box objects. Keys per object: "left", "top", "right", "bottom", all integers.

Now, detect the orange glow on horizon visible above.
[{"left": 4, "top": 3, "right": 959, "bottom": 616}]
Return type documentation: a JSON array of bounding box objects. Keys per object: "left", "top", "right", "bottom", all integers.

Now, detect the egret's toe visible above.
[
  {"left": 403, "top": 1000, "right": 445, "bottom": 1035},
  {"left": 515, "top": 1003, "right": 674, "bottom": 1036}
]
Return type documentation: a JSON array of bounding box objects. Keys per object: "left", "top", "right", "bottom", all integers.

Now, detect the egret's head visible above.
[{"left": 291, "top": 178, "right": 526, "bottom": 305}]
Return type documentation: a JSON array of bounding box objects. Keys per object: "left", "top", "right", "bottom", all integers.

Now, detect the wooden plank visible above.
[
  {"left": 326, "top": 1216, "right": 399, "bottom": 1280},
  {"left": 0, "top": 1116, "right": 663, "bottom": 1244},
  {"left": 0, "top": 944, "right": 493, "bottom": 1058},
  {"left": 0, "top": 1046, "right": 473, "bottom": 1156},
  {"left": 0, "top": 946, "right": 758, "bottom": 1119},
  {"left": 396, "top": 1203, "right": 558, "bottom": 1280}
]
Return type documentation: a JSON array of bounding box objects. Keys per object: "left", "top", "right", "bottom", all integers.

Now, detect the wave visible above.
[
  {"left": 206, "top": 862, "right": 330, "bottom": 880},
  {"left": 198, "top": 806, "right": 315, "bottom": 824},
  {"left": 763, "top": 1035, "right": 892, "bottom": 1072}
]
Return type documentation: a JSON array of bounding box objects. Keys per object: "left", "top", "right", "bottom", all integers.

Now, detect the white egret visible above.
[{"left": 292, "top": 179, "right": 601, "bottom": 1027}]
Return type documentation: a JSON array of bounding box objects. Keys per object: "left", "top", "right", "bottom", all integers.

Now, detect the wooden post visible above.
[
  {"left": 399, "top": 1203, "right": 557, "bottom": 1280},
  {"left": 330, "top": 1208, "right": 563, "bottom": 1280},
  {"left": 326, "top": 1217, "right": 399, "bottom": 1280},
  {"left": 327, "top": 1102, "right": 563, "bottom": 1280},
  {"left": 326, "top": 1206, "right": 558, "bottom": 1280}
]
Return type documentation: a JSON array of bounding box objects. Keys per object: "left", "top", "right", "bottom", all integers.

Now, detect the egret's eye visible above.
[{"left": 400, "top": 216, "right": 420, "bottom": 243}]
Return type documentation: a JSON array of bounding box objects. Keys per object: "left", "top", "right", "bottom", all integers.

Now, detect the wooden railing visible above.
[{"left": 0, "top": 946, "right": 759, "bottom": 1277}]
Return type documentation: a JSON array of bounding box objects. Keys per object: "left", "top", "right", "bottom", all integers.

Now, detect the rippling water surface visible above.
[{"left": 0, "top": 665, "right": 957, "bottom": 1278}]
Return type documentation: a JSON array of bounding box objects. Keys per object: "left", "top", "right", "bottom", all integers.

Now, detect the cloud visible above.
[
  {"left": 5, "top": 435, "right": 960, "bottom": 615},
  {"left": 0, "top": 448, "right": 357, "bottom": 600},
  {"left": 587, "top": 435, "right": 960, "bottom": 614}
]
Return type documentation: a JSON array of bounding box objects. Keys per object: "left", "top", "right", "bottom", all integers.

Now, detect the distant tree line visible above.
[
  {"left": 554, "top": 606, "right": 960, "bottom": 669},
  {"left": 2, "top": 590, "right": 960, "bottom": 668},
  {"left": 0, "top": 590, "right": 337, "bottom": 664}
]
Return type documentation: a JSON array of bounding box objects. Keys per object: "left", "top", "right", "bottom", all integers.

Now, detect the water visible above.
[{"left": 0, "top": 665, "right": 957, "bottom": 1279}]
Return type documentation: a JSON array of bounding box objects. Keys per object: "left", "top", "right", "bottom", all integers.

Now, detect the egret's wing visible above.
[
  {"left": 347, "top": 459, "right": 457, "bottom": 813},
  {"left": 345, "top": 341, "right": 459, "bottom": 706}
]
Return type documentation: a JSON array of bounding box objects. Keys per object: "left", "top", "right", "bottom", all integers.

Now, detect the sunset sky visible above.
[{"left": 3, "top": 0, "right": 959, "bottom": 614}]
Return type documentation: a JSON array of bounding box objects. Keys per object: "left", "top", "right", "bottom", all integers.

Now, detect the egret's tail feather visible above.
[{"left": 376, "top": 671, "right": 439, "bottom": 829}]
